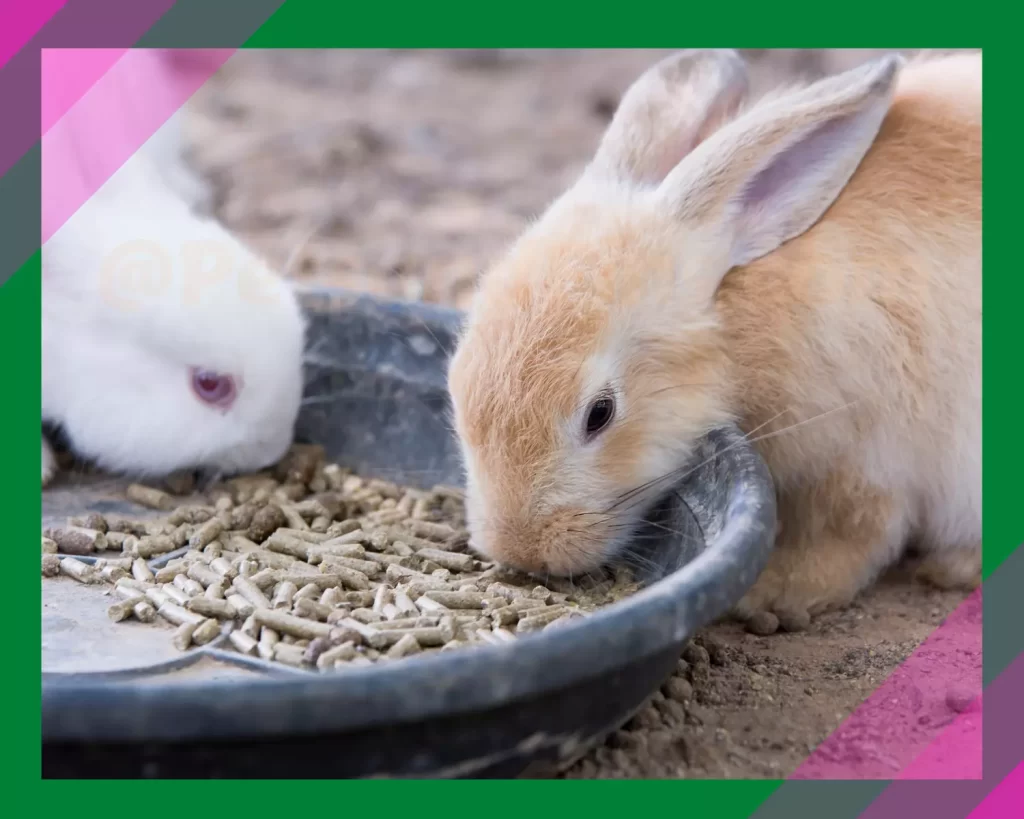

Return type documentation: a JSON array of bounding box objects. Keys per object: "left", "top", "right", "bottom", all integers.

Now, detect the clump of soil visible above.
[{"left": 562, "top": 577, "right": 967, "bottom": 778}]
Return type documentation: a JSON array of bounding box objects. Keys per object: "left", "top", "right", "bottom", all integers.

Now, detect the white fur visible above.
[{"left": 42, "top": 76, "right": 304, "bottom": 483}]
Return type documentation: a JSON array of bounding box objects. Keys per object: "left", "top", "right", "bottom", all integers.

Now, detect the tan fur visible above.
[
  {"left": 448, "top": 51, "right": 981, "bottom": 619},
  {"left": 722, "top": 53, "right": 981, "bottom": 618}
]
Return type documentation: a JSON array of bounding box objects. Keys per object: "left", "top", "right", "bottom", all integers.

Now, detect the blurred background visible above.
[{"left": 182, "top": 49, "right": 973, "bottom": 311}]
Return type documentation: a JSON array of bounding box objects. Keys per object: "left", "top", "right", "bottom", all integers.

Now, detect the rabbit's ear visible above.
[
  {"left": 662, "top": 53, "right": 903, "bottom": 285},
  {"left": 587, "top": 50, "right": 749, "bottom": 187}
]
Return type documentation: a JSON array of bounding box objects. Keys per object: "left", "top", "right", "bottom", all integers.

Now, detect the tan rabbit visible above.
[{"left": 447, "top": 50, "right": 981, "bottom": 629}]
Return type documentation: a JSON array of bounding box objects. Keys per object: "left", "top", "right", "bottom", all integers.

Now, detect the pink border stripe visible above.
[
  {"left": 791, "top": 588, "right": 982, "bottom": 780},
  {"left": 0, "top": 0, "right": 67, "bottom": 71},
  {"left": 41, "top": 48, "right": 234, "bottom": 243},
  {"left": 40, "top": 47, "right": 131, "bottom": 137},
  {"left": 966, "top": 763, "right": 1024, "bottom": 819}
]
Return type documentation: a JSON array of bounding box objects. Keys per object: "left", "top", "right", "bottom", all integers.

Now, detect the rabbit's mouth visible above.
[{"left": 610, "top": 476, "right": 709, "bottom": 585}]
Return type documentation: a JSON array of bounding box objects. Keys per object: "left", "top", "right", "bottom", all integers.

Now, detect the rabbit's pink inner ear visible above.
[
  {"left": 740, "top": 113, "right": 859, "bottom": 212},
  {"left": 729, "top": 105, "right": 888, "bottom": 268}
]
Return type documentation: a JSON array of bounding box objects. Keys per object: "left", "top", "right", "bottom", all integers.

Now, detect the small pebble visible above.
[
  {"left": 746, "top": 611, "right": 780, "bottom": 636},
  {"left": 777, "top": 610, "right": 811, "bottom": 633},
  {"left": 945, "top": 686, "right": 977, "bottom": 713},
  {"left": 662, "top": 677, "right": 694, "bottom": 702}
]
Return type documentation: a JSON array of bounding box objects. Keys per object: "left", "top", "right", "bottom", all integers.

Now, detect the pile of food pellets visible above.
[{"left": 41, "top": 445, "right": 642, "bottom": 671}]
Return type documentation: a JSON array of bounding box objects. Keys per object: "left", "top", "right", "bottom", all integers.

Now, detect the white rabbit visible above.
[{"left": 42, "top": 51, "right": 305, "bottom": 485}]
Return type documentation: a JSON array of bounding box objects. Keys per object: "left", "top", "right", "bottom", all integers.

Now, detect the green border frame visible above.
[{"left": 9, "top": 0, "right": 1015, "bottom": 811}]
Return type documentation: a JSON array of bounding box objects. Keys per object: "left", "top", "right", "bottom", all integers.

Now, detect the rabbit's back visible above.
[{"left": 717, "top": 51, "right": 981, "bottom": 549}]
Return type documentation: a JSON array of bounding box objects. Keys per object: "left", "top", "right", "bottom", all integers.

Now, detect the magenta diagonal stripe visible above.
[
  {"left": 857, "top": 652, "right": 1024, "bottom": 819},
  {"left": 966, "top": 763, "right": 1024, "bottom": 819},
  {"left": 41, "top": 48, "right": 134, "bottom": 137},
  {"left": 0, "top": 0, "right": 67, "bottom": 71},
  {"left": 42, "top": 47, "right": 234, "bottom": 244},
  {"left": 0, "top": 0, "right": 176, "bottom": 181},
  {"left": 790, "top": 588, "right": 982, "bottom": 780}
]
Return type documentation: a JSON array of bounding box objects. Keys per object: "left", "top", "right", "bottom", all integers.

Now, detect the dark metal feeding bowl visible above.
[{"left": 41, "top": 289, "right": 776, "bottom": 779}]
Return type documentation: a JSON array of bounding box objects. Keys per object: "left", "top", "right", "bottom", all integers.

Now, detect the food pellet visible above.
[
  {"left": 248, "top": 505, "right": 288, "bottom": 542},
  {"left": 174, "top": 574, "right": 205, "bottom": 597},
  {"left": 373, "top": 625, "right": 453, "bottom": 648},
  {"left": 133, "top": 600, "right": 157, "bottom": 622},
  {"left": 414, "top": 547, "right": 475, "bottom": 572},
  {"left": 258, "top": 627, "right": 280, "bottom": 660},
  {"left": 99, "top": 565, "right": 127, "bottom": 583},
  {"left": 205, "top": 579, "right": 227, "bottom": 600},
  {"left": 316, "top": 554, "right": 381, "bottom": 577},
  {"left": 154, "top": 561, "right": 185, "bottom": 584},
  {"left": 415, "top": 596, "right": 449, "bottom": 614},
  {"left": 106, "top": 516, "right": 148, "bottom": 536},
  {"left": 295, "top": 582, "right": 322, "bottom": 600},
  {"left": 316, "top": 641, "right": 358, "bottom": 669},
  {"left": 131, "top": 558, "right": 155, "bottom": 583},
  {"left": 351, "top": 607, "right": 383, "bottom": 624},
  {"left": 191, "top": 618, "right": 222, "bottom": 646},
  {"left": 210, "top": 557, "right": 237, "bottom": 579},
  {"left": 187, "top": 596, "right": 238, "bottom": 620},
  {"left": 293, "top": 598, "right": 332, "bottom": 621},
  {"left": 226, "top": 593, "right": 255, "bottom": 619},
  {"left": 517, "top": 607, "right": 570, "bottom": 633},
  {"left": 229, "top": 630, "right": 258, "bottom": 655},
  {"left": 232, "top": 576, "right": 272, "bottom": 610},
  {"left": 144, "top": 587, "right": 172, "bottom": 609},
  {"left": 126, "top": 483, "right": 175, "bottom": 511},
  {"left": 172, "top": 622, "right": 198, "bottom": 650},
  {"left": 107, "top": 596, "right": 145, "bottom": 622},
  {"left": 422, "top": 591, "right": 492, "bottom": 610},
  {"left": 407, "top": 520, "right": 457, "bottom": 541},
  {"left": 189, "top": 518, "right": 224, "bottom": 550},
  {"left": 135, "top": 535, "right": 177, "bottom": 559},
  {"left": 58, "top": 556, "right": 98, "bottom": 583},
  {"left": 253, "top": 608, "right": 333, "bottom": 640},
  {"left": 337, "top": 617, "right": 388, "bottom": 649},
  {"left": 46, "top": 526, "right": 105, "bottom": 555},
  {"left": 42, "top": 554, "right": 61, "bottom": 577},
  {"left": 386, "top": 633, "right": 422, "bottom": 659},
  {"left": 272, "top": 580, "right": 298, "bottom": 609},
  {"left": 162, "top": 584, "right": 191, "bottom": 606},
  {"left": 187, "top": 563, "right": 221, "bottom": 589},
  {"left": 374, "top": 616, "right": 437, "bottom": 630},
  {"left": 272, "top": 642, "right": 308, "bottom": 667},
  {"left": 41, "top": 445, "right": 647, "bottom": 673},
  {"left": 158, "top": 602, "right": 205, "bottom": 627}
]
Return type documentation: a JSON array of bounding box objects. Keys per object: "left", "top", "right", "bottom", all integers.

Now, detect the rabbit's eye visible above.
[
  {"left": 191, "top": 368, "right": 237, "bottom": 409},
  {"left": 584, "top": 394, "right": 615, "bottom": 440}
]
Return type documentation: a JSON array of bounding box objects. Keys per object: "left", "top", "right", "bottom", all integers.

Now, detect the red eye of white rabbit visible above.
[{"left": 190, "top": 368, "right": 237, "bottom": 408}]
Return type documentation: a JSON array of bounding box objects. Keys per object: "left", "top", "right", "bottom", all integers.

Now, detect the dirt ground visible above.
[{"left": 181, "top": 49, "right": 973, "bottom": 779}]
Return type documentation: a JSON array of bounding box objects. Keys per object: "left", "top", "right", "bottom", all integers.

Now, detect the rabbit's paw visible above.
[
  {"left": 734, "top": 538, "right": 876, "bottom": 633},
  {"left": 913, "top": 547, "right": 981, "bottom": 592}
]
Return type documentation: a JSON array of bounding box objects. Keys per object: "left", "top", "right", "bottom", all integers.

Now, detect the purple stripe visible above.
[{"left": 0, "top": 1, "right": 67, "bottom": 70}]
